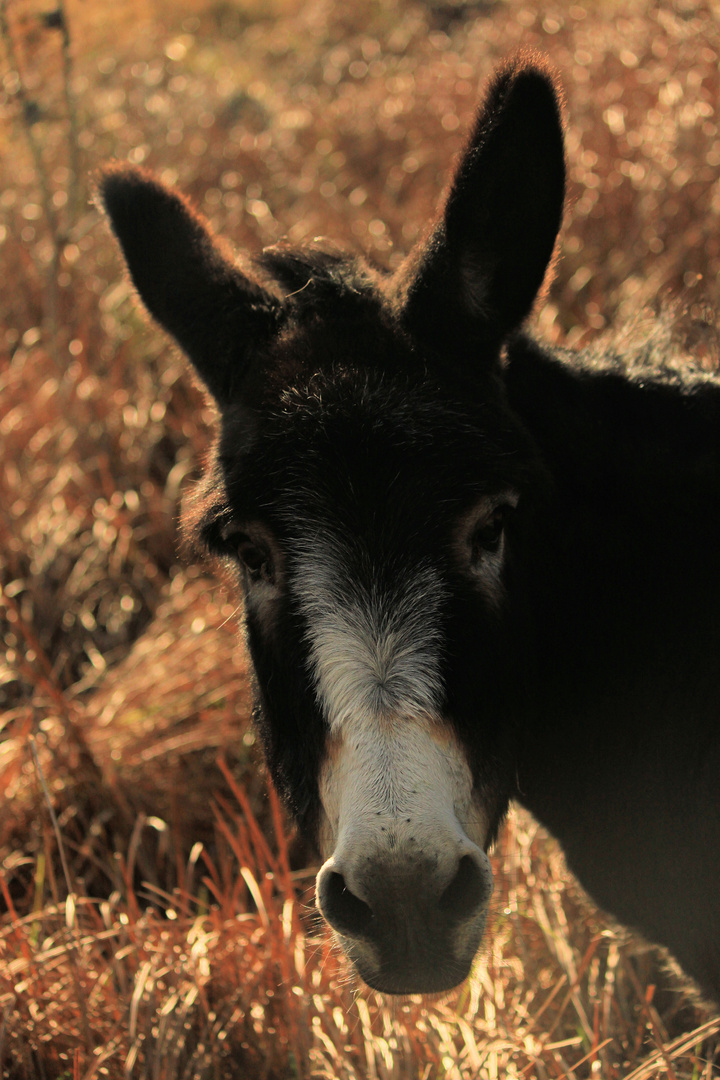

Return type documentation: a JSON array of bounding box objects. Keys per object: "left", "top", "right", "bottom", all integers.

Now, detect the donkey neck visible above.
[
  {"left": 504, "top": 330, "right": 720, "bottom": 733},
  {"left": 503, "top": 332, "right": 720, "bottom": 979}
]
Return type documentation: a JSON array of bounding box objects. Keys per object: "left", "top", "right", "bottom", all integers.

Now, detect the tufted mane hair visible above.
[{"left": 256, "top": 242, "right": 379, "bottom": 314}]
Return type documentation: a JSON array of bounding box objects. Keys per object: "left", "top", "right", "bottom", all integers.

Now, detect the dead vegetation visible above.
[{"left": 2, "top": 0, "right": 720, "bottom": 1076}]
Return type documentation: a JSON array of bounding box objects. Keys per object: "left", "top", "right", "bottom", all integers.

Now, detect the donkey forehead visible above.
[{"left": 222, "top": 367, "right": 525, "bottom": 520}]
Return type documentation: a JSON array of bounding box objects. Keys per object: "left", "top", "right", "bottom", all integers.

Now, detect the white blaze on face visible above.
[
  {"left": 295, "top": 542, "right": 445, "bottom": 729},
  {"left": 292, "top": 538, "right": 488, "bottom": 873}
]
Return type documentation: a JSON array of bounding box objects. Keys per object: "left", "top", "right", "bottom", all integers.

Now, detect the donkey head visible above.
[{"left": 100, "top": 55, "right": 565, "bottom": 994}]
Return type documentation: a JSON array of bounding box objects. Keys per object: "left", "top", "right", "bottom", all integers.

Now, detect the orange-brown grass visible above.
[{"left": 2, "top": 0, "right": 720, "bottom": 1076}]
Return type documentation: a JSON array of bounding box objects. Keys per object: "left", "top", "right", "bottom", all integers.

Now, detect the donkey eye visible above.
[
  {"left": 236, "top": 535, "right": 274, "bottom": 583},
  {"left": 217, "top": 528, "right": 274, "bottom": 585},
  {"left": 470, "top": 505, "right": 512, "bottom": 561}
]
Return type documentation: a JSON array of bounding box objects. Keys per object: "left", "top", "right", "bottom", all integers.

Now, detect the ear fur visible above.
[
  {"left": 396, "top": 53, "right": 566, "bottom": 356},
  {"left": 98, "top": 166, "right": 280, "bottom": 404}
]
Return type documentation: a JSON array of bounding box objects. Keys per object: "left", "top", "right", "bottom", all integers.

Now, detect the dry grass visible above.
[{"left": 2, "top": 0, "right": 720, "bottom": 1076}]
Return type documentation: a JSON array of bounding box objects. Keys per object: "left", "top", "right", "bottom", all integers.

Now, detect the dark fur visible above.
[{"left": 100, "top": 53, "right": 720, "bottom": 1001}]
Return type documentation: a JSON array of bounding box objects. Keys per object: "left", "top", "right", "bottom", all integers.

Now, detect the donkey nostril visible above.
[
  {"left": 318, "top": 869, "right": 374, "bottom": 938},
  {"left": 439, "top": 854, "right": 489, "bottom": 923}
]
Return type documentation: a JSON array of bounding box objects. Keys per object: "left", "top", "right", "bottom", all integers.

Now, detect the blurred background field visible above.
[{"left": 2, "top": 0, "right": 720, "bottom": 1076}]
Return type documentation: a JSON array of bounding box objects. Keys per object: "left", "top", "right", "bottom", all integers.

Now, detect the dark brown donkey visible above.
[{"left": 100, "top": 54, "right": 720, "bottom": 999}]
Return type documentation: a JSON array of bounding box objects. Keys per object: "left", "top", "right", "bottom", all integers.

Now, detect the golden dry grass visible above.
[{"left": 2, "top": 0, "right": 720, "bottom": 1076}]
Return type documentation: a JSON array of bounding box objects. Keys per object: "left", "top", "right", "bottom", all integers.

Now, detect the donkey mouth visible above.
[
  {"left": 355, "top": 959, "right": 475, "bottom": 996},
  {"left": 340, "top": 924, "right": 486, "bottom": 996}
]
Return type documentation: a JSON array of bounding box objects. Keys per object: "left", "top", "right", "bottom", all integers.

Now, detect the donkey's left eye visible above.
[{"left": 470, "top": 505, "right": 512, "bottom": 561}]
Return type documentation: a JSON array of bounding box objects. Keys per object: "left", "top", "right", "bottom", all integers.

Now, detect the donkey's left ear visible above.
[
  {"left": 396, "top": 55, "right": 565, "bottom": 355},
  {"left": 98, "top": 167, "right": 281, "bottom": 405}
]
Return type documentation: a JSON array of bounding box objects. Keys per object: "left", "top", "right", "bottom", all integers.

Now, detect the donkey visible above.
[{"left": 99, "top": 54, "right": 720, "bottom": 1000}]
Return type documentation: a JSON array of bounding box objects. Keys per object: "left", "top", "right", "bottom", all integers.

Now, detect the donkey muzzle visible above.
[{"left": 316, "top": 845, "right": 493, "bottom": 993}]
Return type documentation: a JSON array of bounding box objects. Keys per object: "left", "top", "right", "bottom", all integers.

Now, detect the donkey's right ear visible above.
[{"left": 98, "top": 167, "right": 280, "bottom": 405}]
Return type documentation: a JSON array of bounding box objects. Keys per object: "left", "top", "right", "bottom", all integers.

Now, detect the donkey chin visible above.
[{"left": 313, "top": 713, "right": 494, "bottom": 994}]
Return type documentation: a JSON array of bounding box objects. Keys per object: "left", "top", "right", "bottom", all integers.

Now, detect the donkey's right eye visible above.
[
  {"left": 216, "top": 524, "right": 276, "bottom": 585},
  {"left": 235, "top": 535, "right": 274, "bottom": 584}
]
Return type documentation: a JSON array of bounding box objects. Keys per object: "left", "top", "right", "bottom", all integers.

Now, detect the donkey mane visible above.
[{"left": 257, "top": 243, "right": 375, "bottom": 306}]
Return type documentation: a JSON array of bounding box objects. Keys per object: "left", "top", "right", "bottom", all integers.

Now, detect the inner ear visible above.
[{"left": 396, "top": 53, "right": 566, "bottom": 357}]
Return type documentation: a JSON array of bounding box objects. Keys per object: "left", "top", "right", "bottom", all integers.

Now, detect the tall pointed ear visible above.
[
  {"left": 97, "top": 166, "right": 280, "bottom": 405},
  {"left": 396, "top": 54, "right": 565, "bottom": 355}
]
